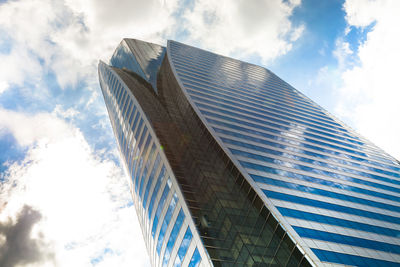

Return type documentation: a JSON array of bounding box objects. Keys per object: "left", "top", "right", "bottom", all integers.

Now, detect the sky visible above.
[{"left": 0, "top": 0, "right": 399, "bottom": 266}]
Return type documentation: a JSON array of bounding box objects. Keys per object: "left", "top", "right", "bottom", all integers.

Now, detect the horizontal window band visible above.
[
  {"left": 204, "top": 112, "right": 400, "bottom": 172},
  {"left": 277, "top": 207, "right": 400, "bottom": 237},
  {"left": 262, "top": 189, "right": 400, "bottom": 225},
  {"left": 234, "top": 147, "right": 400, "bottom": 191},
  {"left": 294, "top": 226, "right": 400, "bottom": 255},
  {"left": 197, "top": 102, "right": 392, "bottom": 165},
  {"left": 312, "top": 248, "right": 400, "bottom": 266},
  {"left": 209, "top": 118, "right": 400, "bottom": 176},
  {"left": 242, "top": 160, "right": 400, "bottom": 200},
  {"left": 225, "top": 137, "right": 400, "bottom": 185},
  {"left": 250, "top": 174, "right": 400, "bottom": 213}
]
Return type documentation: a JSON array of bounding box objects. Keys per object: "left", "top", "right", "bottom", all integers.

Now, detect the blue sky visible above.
[{"left": 0, "top": 0, "right": 399, "bottom": 266}]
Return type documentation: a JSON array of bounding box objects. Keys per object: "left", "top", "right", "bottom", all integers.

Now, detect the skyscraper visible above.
[{"left": 98, "top": 39, "right": 400, "bottom": 267}]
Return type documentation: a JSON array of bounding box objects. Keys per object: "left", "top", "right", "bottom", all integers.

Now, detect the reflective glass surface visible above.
[
  {"left": 98, "top": 61, "right": 206, "bottom": 267},
  {"left": 156, "top": 193, "right": 178, "bottom": 254},
  {"left": 101, "top": 38, "right": 400, "bottom": 266},
  {"left": 143, "top": 154, "right": 161, "bottom": 209},
  {"left": 162, "top": 209, "right": 185, "bottom": 267},
  {"left": 312, "top": 248, "right": 400, "bottom": 267},
  {"left": 151, "top": 179, "right": 171, "bottom": 238},
  {"left": 110, "top": 40, "right": 147, "bottom": 80},
  {"left": 188, "top": 248, "right": 201, "bottom": 267},
  {"left": 110, "top": 39, "right": 166, "bottom": 92},
  {"left": 148, "top": 166, "right": 166, "bottom": 220},
  {"left": 173, "top": 227, "right": 193, "bottom": 267},
  {"left": 278, "top": 206, "right": 400, "bottom": 237},
  {"left": 168, "top": 40, "right": 400, "bottom": 266}
]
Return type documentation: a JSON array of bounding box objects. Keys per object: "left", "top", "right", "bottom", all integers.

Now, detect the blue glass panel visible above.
[
  {"left": 131, "top": 112, "right": 140, "bottom": 132},
  {"left": 253, "top": 168, "right": 398, "bottom": 207},
  {"left": 242, "top": 160, "right": 400, "bottom": 196},
  {"left": 213, "top": 126, "right": 400, "bottom": 178},
  {"left": 132, "top": 125, "right": 146, "bottom": 189},
  {"left": 197, "top": 102, "right": 396, "bottom": 164},
  {"left": 143, "top": 154, "right": 161, "bottom": 209},
  {"left": 138, "top": 126, "right": 149, "bottom": 149},
  {"left": 277, "top": 207, "right": 400, "bottom": 237},
  {"left": 188, "top": 248, "right": 201, "bottom": 267},
  {"left": 128, "top": 105, "right": 137, "bottom": 124},
  {"left": 250, "top": 174, "right": 400, "bottom": 212},
  {"left": 189, "top": 92, "right": 363, "bottom": 149},
  {"left": 117, "top": 90, "right": 126, "bottom": 107},
  {"left": 139, "top": 142, "right": 157, "bottom": 199},
  {"left": 110, "top": 41, "right": 147, "bottom": 80},
  {"left": 121, "top": 95, "right": 129, "bottom": 115},
  {"left": 173, "top": 60, "right": 327, "bottom": 117},
  {"left": 135, "top": 129, "right": 150, "bottom": 174},
  {"left": 180, "top": 75, "right": 327, "bottom": 119},
  {"left": 151, "top": 179, "right": 171, "bottom": 238},
  {"left": 188, "top": 89, "right": 356, "bottom": 145},
  {"left": 137, "top": 138, "right": 152, "bottom": 195},
  {"left": 312, "top": 248, "right": 400, "bottom": 267},
  {"left": 294, "top": 226, "right": 400, "bottom": 254},
  {"left": 136, "top": 119, "right": 144, "bottom": 139},
  {"left": 206, "top": 112, "right": 400, "bottom": 172},
  {"left": 263, "top": 190, "right": 400, "bottom": 224},
  {"left": 162, "top": 209, "right": 185, "bottom": 267},
  {"left": 233, "top": 147, "right": 400, "bottom": 190},
  {"left": 156, "top": 193, "right": 178, "bottom": 255},
  {"left": 123, "top": 99, "right": 132, "bottom": 119},
  {"left": 148, "top": 166, "right": 166, "bottom": 220},
  {"left": 115, "top": 84, "right": 122, "bottom": 104},
  {"left": 173, "top": 227, "right": 193, "bottom": 267}
]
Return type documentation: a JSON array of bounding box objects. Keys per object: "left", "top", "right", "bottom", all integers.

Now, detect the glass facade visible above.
[
  {"left": 99, "top": 38, "right": 400, "bottom": 266},
  {"left": 167, "top": 40, "right": 400, "bottom": 266},
  {"left": 110, "top": 38, "right": 166, "bottom": 93},
  {"left": 98, "top": 47, "right": 209, "bottom": 266}
]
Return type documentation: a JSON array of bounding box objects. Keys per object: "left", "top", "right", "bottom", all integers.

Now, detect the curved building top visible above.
[{"left": 110, "top": 38, "right": 166, "bottom": 93}]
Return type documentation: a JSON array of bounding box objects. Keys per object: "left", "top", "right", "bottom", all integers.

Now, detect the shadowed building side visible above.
[{"left": 99, "top": 61, "right": 210, "bottom": 267}]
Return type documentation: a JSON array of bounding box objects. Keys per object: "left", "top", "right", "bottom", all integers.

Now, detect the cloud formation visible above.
[
  {"left": 0, "top": 0, "right": 178, "bottom": 90},
  {"left": 0, "top": 0, "right": 303, "bottom": 95},
  {"left": 181, "top": 0, "right": 304, "bottom": 63},
  {"left": 0, "top": 205, "right": 53, "bottom": 267},
  {"left": 335, "top": 0, "right": 400, "bottom": 160},
  {"left": 0, "top": 108, "right": 149, "bottom": 267}
]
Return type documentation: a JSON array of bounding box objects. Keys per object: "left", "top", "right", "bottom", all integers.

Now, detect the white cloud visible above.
[
  {"left": 0, "top": 0, "right": 179, "bottom": 90},
  {"left": 0, "top": 81, "right": 8, "bottom": 95},
  {"left": 0, "top": 108, "right": 73, "bottom": 147},
  {"left": 0, "top": 0, "right": 304, "bottom": 92},
  {"left": 343, "top": 0, "right": 382, "bottom": 27},
  {"left": 290, "top": 24, "right": 305, "bottom": 42},
  {"left": 181, "top": 0, "right": 304, "bottom": 63},
  {"left": 336, "top": 0, "right": 400, "bottom": 160},
  {"left": 333, "top": 39, "right": 353, "bottom": 69},
  {"left": 53, "top": 105, "right": 80, "bottom": 119},
  {"left": 0, "top": 108, "right": 150, "bottom": 267},
  {"left": 0, "top": 43, "right": 43, "bottom": 90}
]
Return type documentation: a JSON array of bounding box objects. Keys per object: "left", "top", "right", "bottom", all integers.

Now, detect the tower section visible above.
[
  {"left": 167, "top": 40, "right": 400, "bottom": 267},
  {"left": 100, "top": 38, "right": 312, "bottom": 266},
  {"left": 98, "top": 43, "right": 210, "bottom": 266},
  {"left": 99, "top": 38, "right": 400, "bottom": 267}
]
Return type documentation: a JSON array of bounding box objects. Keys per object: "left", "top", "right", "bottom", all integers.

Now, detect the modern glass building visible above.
[{"left": 98, "top": 38, "right": 400, "bottom": 267}]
